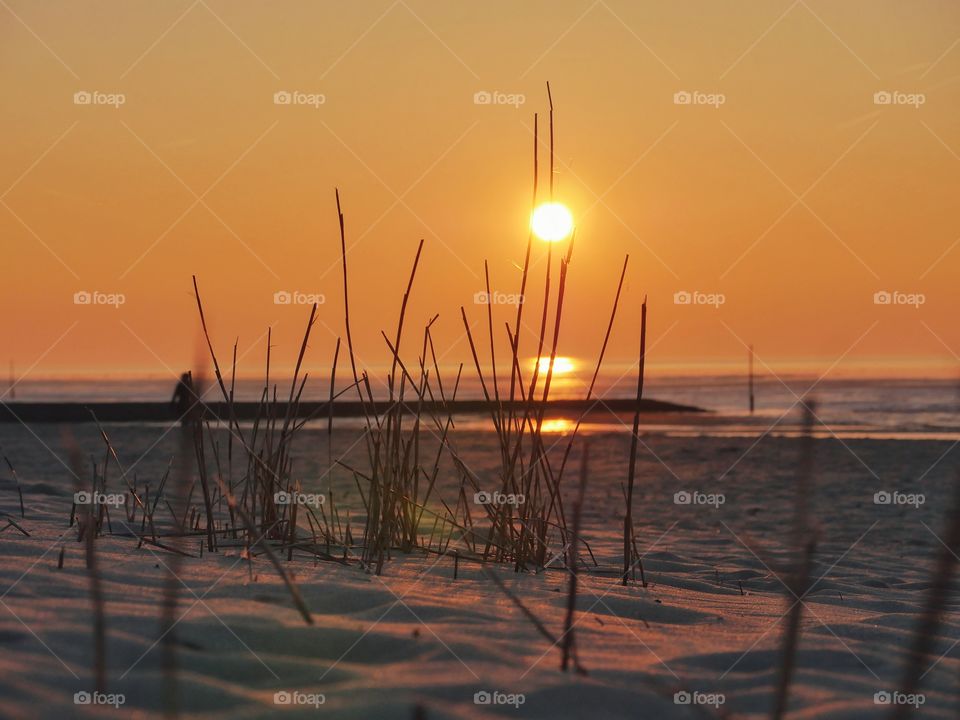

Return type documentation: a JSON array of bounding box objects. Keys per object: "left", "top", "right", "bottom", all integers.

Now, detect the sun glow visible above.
[
  {"left": 540, "top": 418, "right": 574, "bottom": 434},
  {"left": 536, "top": 356, "right": 575, "bottom": 375},
  {"left": 530, "top": 202, "right": 574, "bottom": 242}
]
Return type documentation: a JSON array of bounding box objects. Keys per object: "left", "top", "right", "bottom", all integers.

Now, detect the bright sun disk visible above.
[{"left": 530, "top": 202, "right": 574, "bottom": 242}]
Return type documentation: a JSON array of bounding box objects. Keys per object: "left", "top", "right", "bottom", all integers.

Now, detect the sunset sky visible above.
[{"left": 1, "top": 1, "right": 958, "bottom": 384}]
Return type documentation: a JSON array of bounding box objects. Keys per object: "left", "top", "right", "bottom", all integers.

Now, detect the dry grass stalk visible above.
[
  {"left": 63, "top": 430, "right": 107, "bottom": 695},
  {"left": 2, "top": 452, "right": 24, "bottom": 518},
  {"left": 561, "top": 441, "right": 589, "bottom": 673},
  {"left": 622, "top": 296, "right": 647, "bottom": 585},
  {"left": 890, "top": 468, "right": 960, "bottom": 720},
  {"left": 772, "top": 401, "right": 817, "bottom": 720}
]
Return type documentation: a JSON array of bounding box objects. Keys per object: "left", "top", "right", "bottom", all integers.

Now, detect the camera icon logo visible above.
[
  {"left": 474, "top": 491, "right": 493, "bottom": 505},
  {"left": 673, "top": 290, "right": 692, "bottom": 305},
  {"left": 74, "top": 691, "right": 92, "bottom": 705},
  {"left": 873, "top": 290, "right": 891, "bottom": 305},
  {"left": 874, "top": 691, "right": 891, "bottom": 705},
  {"left": 274, "top": 691, "right": 292, "bottom": 704},
  {"left": 74, "top": 491, "right": 92, "bottom": 505},
  {"left": 274, "top": 491, "right": 292, "bottom": 505},
  {"left": 274, "top": 290, "right": 292, "bottom": 305},
  {"left": 473, "top": 291, "right": 489, "bottom": 304},
  {"left": 873, "top": 491, "right": 892, "bottom": 505},
  {"left": 473, "top": 91, "right": 492, "bottom": 105},
  {"left": 474, "top": 691, "right": 492, "bottom": 705},
  {"left": 873, "top": 91, "right": 892, "bottom": 105},
  {"left": 674, "top": 691, "right": 692, "bottom": 704},
  {"left": 74, "top": 291, "right": 92, "bottom": 305},
  {"left": 673, "top": 91, "right": 692, "bottom": 105},
  {"left": 274, "top": 91, "right": 292, "bottom": 105},
  {"left": 674, "top": 491, "right": 692, "bottom": 505},
  {"left": 73, "top": 91, "right": 92, "bottom": 105}
]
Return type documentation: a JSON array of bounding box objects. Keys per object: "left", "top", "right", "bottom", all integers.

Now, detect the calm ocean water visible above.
[
  {"left": 0, "top": 374, "right": 956, "bottom": 502},
  {"left": 4, "top": 374, "right": 958, "bottom": 438}
]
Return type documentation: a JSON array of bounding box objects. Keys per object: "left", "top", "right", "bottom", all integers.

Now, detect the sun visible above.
[
  {"left": 537, "top": 356, "right": 575, "bottom": 375},
  {"left": 530, "top": 202, "right": 574, "bottom": 242}
]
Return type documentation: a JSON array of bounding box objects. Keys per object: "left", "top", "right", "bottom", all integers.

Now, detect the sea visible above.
[{"left": 3, "top": 374, "right": 958, "bottom": 441}]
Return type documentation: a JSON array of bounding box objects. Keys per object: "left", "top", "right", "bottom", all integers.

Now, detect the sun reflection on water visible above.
[
  {"left": 540, "top": 418, "right": 574, "bottom": 434},
  {"left": 536, "top": 356, "right": 575, "bottom": 375}
]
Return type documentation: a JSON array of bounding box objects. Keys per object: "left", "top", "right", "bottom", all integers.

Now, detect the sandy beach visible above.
[{"left": 2, "top": 419, "right": 957, "bottom": 719}]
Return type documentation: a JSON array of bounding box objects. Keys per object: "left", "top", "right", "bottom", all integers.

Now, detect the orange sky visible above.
[{"left": 1, "top": 1, "right": 958, "bottom": 385}]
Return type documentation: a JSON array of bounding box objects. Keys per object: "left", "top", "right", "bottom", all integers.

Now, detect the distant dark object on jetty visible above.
[
  {"left": 171, "top": 371, "right": 203, "bottom": 423},
  {"left": 0, "top": 398, "right": 703, "bottom": 424}
]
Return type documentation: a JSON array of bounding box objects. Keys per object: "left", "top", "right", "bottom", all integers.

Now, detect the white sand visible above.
[{"left": 0, "top": 428, "right": 958, "bottom": 718}]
